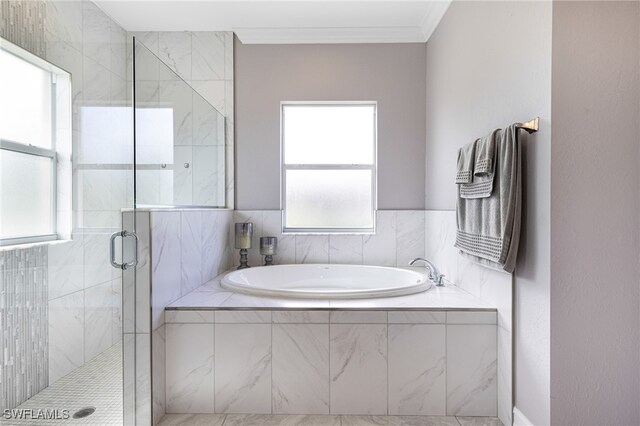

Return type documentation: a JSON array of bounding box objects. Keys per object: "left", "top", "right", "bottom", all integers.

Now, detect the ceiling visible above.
[{"left": 94, "top": 0, "right": 451, "bottom": 44}]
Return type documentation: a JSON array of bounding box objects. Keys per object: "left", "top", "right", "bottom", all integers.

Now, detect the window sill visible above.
[
  {"left": 0, "top": 237, "right": 69, "bottom": 252},
  {"left": 282, "top": 229, "right": 376, "bottom": 236}
]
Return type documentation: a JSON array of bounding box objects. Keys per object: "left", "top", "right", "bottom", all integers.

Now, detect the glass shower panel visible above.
[
  {"left": 123, "top": 38, "right": 227, "bottom": 425},
  {"left": 133, "top": 40, "right": 226, "bottom": 208},
  {"left": 0, "top": 7, "right": 134, "bottom": 424}
]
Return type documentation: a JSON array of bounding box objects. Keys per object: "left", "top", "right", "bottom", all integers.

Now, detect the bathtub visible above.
[{"left": 221, "top": 264, "right": 431, "bottom": 299}]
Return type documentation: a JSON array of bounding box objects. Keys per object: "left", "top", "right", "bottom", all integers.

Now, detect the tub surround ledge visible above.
[{"left": 163, "top": 271, "right": 498, "bottom": 418}]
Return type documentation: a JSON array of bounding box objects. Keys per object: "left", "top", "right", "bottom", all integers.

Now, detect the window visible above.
[
  {"left": 281, "top": 102, "right": 377, "bottom": 233},
  {"left": 0, "top": 41, "right": 67, "bottom": 245}
]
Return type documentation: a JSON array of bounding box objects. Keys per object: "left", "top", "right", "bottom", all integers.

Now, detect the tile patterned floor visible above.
[
  {"left": 1, "top": 342, "right": 122, "bottom": 425},
  {"left": 158, "top": 414, "right": 503, "bottom": 426}
]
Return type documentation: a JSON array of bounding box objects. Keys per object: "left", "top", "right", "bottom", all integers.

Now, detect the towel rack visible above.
[{"left": 516, "top": 117, "right": 539, "bottom": 134}]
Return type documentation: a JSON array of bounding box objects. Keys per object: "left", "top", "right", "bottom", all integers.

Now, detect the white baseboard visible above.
[{"left": 513, "top": 407, "right": 534, "bottom": 426}]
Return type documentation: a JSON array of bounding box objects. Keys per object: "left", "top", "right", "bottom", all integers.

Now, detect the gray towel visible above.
[
  {"left": 455, "top": 139, "right": 477, "bottom": 184},
  {"left": 474, "top": 130, "right": 498, "bottom": 176},
  {"left": 454, "top": 124, "right": 521, "bottom": 273},
  {"left": 460, "top": 129, "right": 499, "bottom": 199}
]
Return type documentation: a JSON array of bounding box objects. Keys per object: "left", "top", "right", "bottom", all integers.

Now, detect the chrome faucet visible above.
[{"left": 409, "top": 258, "right": 445, "bottom": 286}]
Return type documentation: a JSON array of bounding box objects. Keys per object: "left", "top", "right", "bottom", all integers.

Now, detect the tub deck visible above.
[
  {"left": 167, "top": 268, "right": 495, "bottom": 311},
  {"left": 162, "top": 269, "right": 499, "bottom": 418}
]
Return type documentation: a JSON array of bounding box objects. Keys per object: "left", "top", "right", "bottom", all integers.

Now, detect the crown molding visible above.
[
  {"left": 420, "top": 0, "right": 451, "bottom": 41},
  {"left": 234, "top": 27, "right": 427, "bottom": 44}
]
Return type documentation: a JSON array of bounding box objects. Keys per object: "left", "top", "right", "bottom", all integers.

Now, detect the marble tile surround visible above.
[
  {"left": 231, "top": 209, "right": 512, "bottom": 426},
  {"left": 231, "top": 210, "right": 425, "bottom": 268},
  {"left": 149, "top": 209, "right": 233, "bottom": 330},
  {"left": 423, "top": 211, "right": 512, "bottom": 426},
  {"left": 164, "top": 309, "right": 497, "bottom": 417},
  {"left": 131, "top": 208, "right": 233, "bottom": 425}
]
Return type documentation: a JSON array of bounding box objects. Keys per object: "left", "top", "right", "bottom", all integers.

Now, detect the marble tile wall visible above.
[
  {"left": 46, "top": 0, "right": 129, "bottom": 386},
  {"left": 231, "top": 210, "right": 425, "bottom": 268},
  {"left": 130, "top": 31, "right": 234, "bottom": 209},
  {"left": 45, "top": 236, "right": 123, "bottom": 387},
  {"left": 164, "top": 309, "right": 497, "bottom": 416},
  {"left": 137, "top": 208, "right": 233, "bottom": 424},
  {"left": 424, "top": 210, "right": 513, "bottom": 426},
  {"left": 0, "top": 0, "right": 130, "bottom": 410},
  {"left": 149, "top": 209, "right": 233, "bottom": 328}
]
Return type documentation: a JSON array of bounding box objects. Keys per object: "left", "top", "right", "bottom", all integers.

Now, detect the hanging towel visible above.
[
  {"left": 459, "top": 129, "right": 499, "bottom": 199},
  {"left": 455, "top": 139, "right": 477, "bottom": 184},
  {"left": 454, "top": 124, "right": 522, "bottom": 273}
]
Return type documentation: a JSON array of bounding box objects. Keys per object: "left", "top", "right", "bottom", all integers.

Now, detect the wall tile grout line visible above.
[
  {"left": 445, "top": 314, "right": 448, "bottom": 416},
  {"left": 329, "top": 321, "right": 332, "bottom": 415},
  {"left": 386, "top": 311, "right": 390, "bottom": 416}
]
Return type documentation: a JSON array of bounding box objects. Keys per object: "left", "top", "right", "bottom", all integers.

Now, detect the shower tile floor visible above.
[
  {"left": 2, "top": 342, "right": 122, "bottom": 425},
  {"left": 158, "top": 414, "right": 502, "bottom": 426}
]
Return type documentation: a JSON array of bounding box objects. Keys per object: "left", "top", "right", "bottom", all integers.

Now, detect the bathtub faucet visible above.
[{"left": 409, "top": 258, "right": 445, "bottom": 286}]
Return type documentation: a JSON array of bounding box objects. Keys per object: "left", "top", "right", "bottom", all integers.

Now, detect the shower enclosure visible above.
[
  {"left": 122, "top": 37, "right": 227, "bottom": 425},
  {"left": 0, "top": 7, "right": 226, "bottom": 422},
  {"left": 0, "top": 24, "right": 134, "bottom": 424}
]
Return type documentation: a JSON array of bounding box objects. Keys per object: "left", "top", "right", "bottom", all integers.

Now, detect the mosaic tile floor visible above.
[
  {"left": 158, "top": 414, "right": 503, "bottom": 426},
  {"left": 1, "top": 342, "right": 122, "bottom": 425}
]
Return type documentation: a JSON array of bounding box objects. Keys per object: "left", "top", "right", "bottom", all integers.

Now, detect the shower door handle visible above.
[{"left": 110, "top": 230, "right": 139, "bottom": 270}]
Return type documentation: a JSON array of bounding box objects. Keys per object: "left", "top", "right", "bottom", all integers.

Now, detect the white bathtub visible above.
[{"left": 221, "top": 264, "right": 431, "bottom": 299}]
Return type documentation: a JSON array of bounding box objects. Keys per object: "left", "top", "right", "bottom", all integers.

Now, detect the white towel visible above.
[{"left": 454, "top": 124, "right": 521, "bottom": 273}]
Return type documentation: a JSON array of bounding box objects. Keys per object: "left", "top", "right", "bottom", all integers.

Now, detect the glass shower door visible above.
[
  {"left": 0, "top": 19, "right": 134, "bottom": 426},
  {"left": 122, "top": 36, "right": 227, "bottom": 426},
  {"left": 132, "top": 39, "right": 226, "bottom": 209}
]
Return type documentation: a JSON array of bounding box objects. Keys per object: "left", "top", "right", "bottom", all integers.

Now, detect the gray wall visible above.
[
  {"left": 234, "top": 41, "right": 426, "bottom": 210},
  {"left": 550, "top": 2, "right": 640, "bottom": 424},
  {"left": 425, "top": 1, "right": 552, "bottom": 424}
]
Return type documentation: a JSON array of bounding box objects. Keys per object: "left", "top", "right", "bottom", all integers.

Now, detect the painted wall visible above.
[
  {"left": 425, "top": 1, "right": 552, "bottom": 424},
  {"left": 234, "top": 41, "right": 426, "bottom": 210},
  {"left": 550, "top": 2, "right": 640, "bottom": 424}
]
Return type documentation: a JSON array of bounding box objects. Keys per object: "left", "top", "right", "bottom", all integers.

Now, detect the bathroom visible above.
[{"left": 0, "top": 1, "right": 639, "bottom": 425}]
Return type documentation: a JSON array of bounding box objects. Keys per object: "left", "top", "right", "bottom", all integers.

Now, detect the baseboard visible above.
[{"left": 513, "top": 407, "right": 534, "bottom": 426}]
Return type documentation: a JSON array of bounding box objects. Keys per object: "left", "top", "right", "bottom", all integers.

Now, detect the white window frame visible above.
[
  {"left": 0, "top": 40, "right": 59, "bottom": 246},
  {"left": 280, "top": 101, "right": 378, "bottom": 234}
]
